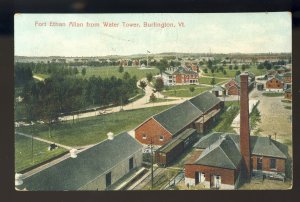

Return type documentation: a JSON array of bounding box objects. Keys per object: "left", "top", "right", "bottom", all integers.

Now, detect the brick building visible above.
[
  {"left": 16, "top": 132, "right": 143, "bottom": 191},
  {"left": 162, "top": 66, "right": 199, "bottom": 86},
  {"left": 224, "top": 72, "right": 255, "bottom": 95},
  {"left": 135, "top": 91, "right": 223, "bottom": 146},
  {"left": 265, "top": 75, "right": 284, "bottom": 92},
  {"left": 284, "top": 88, "right": 292, "bottom": 100},
  {"left": 184, "top": 73, "right": 288, "bottom": 189}
]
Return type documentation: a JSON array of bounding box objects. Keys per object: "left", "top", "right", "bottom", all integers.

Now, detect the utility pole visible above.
[
  {"left": 31, "top": 133, "right": 33, "bottom": 163},
  {"left": 150, "top": 138, "right": 154, "bottom": 189}
]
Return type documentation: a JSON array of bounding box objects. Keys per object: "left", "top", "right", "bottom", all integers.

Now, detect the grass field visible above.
[
  {"left": 16, "top": 105, "right": 173, "bottom": 147},
  {"left": 163, "top": 86, "right": 212, "bottom": 97},
  {"left": 201, "top": 65, "right": 267, "bottom": 78},
  {"left": 211, "top": 101, "right": 240, "bottom": 133},
  {"left": 15, "top": 134, "right": 67, "bottom": 172},
  {"left": 198, "top": 77, "right": 229, "bottom": 85},
  {"left": 262, "top": 92, "right": 284, "bottom": 97},
  {"left": 80, "top": 66, "right": 160, "bottom": 80}
]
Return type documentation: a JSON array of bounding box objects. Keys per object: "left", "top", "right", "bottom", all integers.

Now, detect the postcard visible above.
[{"left": 14, "top": 13, "right": 292, "bottom": 191}]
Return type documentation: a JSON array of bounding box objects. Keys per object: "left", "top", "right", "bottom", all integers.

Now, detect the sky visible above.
[{"left": 14, "top": 13, "right": 291, "bottom": 57}]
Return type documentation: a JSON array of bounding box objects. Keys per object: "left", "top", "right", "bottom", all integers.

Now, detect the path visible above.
[
  {"left": 59, "top": 78, "right": 186, "bottom": 122},
  {"left": 16, "top": 132, "right": 73, "bottom": 150},
  {"left": 33, "top": 75, "right": 45, "bottom": 81}
]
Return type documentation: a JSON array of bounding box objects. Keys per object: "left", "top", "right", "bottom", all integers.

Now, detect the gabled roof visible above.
[
  {"left": 188, "top": 91, "right": 221, "bottom": 114},
  {"left": 18, "top": 132, "right": 143, "bottom": 191},
  {"left": 153, "top": 101, "right": 203, "bottom": 135},
  {"left": 193, "top": 132, "right": 287, "bottom": 160},
  {"left": 157, "top": 128, "right": 198, "bottom": 153},
  {"left": 193, "top": 135, "right": 242, "bottom": 169},
  {"left": 251, "top": 136, "right": 287, "bottom": 159},
  {"left": 174, "top": 66, "right": 198, "bottom": 75},
  {"left": 211, "top": 85, "right": 225, "bottom": 92}
]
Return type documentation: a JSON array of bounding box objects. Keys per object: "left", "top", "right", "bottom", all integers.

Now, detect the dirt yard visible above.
[{"left": 250, "top": 87, "right": 292, "bottom": 153}]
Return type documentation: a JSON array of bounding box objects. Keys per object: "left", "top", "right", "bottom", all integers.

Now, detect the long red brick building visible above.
[
  {"left": 135, "top": 91, "right": 223, "bottom": 146},
  {"left": 184, "top": 73, "right": 288, "bottom": 189}
]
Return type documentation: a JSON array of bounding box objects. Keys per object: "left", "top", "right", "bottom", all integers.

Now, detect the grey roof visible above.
[
  {"left": 194, "top": 132, "right": 287, "bottom": 160},
  {"left": 211, "top": 85, "right": 225, "bottom": 92},
  {"left": 193, "top": 135, "right": 242, "bottom": 169},
  {"left": 18, "top": 132, "right": 143, "bottom": 191},
  {"left": 153, "top": 101, "right": 202, "bottom": 135},
  {"left": 164, "top": 66, "right": 197, "bottom": 75},
  {"left": 194, "top": 132, "right": 223, "bottom": 149},
  {"left": 251, "top": 136, "right": 287, "bottom": 159},
  {"left": 189, "top": 91, "right": 221, "bottom": 113},
  {"left": 157, "top": 128, "right": 198, "bottom": 153}
]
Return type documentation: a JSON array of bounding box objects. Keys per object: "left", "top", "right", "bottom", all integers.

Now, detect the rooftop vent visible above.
[
  {"left": 70, "top": 149, "right": 78, "bottom": 158},
  {"left": 107, "top": 132, "right": 114, "bottom": 140}
]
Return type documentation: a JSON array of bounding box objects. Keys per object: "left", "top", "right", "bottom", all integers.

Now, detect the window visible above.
[
  {"left": 129, "top": 157, "right": 134, "bottom": 170},
  {"left": 270, "top": 159, "right": 276, "bottom": 169},
  {"left": 159, "top": 135, "right": 164, "bottom": 141},
  {"left": 142, "top": 133, "right": 146, "bottom": 139},
  {"left": 105, "top": 172, "right": 111, "bottom": 188}
]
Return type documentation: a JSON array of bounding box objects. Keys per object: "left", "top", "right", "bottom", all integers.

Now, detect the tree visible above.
[
  {"left": 207, "top": 60, "right": 213, "bottom": 69},
  {"left": 189, "top": 86, "right": 195, "bottom": 95},
  {"left": 118, "top": 65, "right": 124, "bottom": 73},
  {"left": 149, "top": 93, "right": 157, "bottom": 102},
  {"left": 157, "top": 59, "right": 168, "bottom": 76},
  {"left": 210, "top": 77, "right": 216, "bottom": 86},
  {"left": 123, "top": 72, "right": 131, "bottom": 80},
  {"left": 73, "top": 67, "right": 79, "bottom": 75},
  {"left": 242, "top": 64, "right": 246, "bottom": 71},
  {"left": 203, "top": 68, "right": 208, "bottom": 73},
  {"left": 229, "top": 65, "right": 233, "bottom": 70},
  {"left": 223, "top": 70, "right": 227, "bottom": 75},
  {"left": 222, "top": 61, "right": 226, "bottom": 66},
  {"left": 235, "top": 70, "right": 241, "bottom": 76},
  {"left": 146, "top": 73, "right": 153, "bottom": 83},
  {"left": 234, "top": 65, "right": 239, "bottom": 70},
  {"left": 139, "top": 80, "right": 147, "bottom": 90},
  {"left": 81, "top": 68, "right": 86, "bottom": 76},
  {"left": 153, "top": 77, "right": 164, "bottom": 96}
]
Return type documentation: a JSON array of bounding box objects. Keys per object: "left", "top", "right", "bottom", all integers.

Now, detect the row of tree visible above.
[
  {"left": 15, "top": 62, "right": 86, "bottom": 78},
  {"left": 19, "top": 72, "right": 138, "bottom": 136}
]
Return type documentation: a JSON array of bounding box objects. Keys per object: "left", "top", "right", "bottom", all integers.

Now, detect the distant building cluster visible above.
[{"left": 162, "top": 66, "right": 199, "bottom": 86}]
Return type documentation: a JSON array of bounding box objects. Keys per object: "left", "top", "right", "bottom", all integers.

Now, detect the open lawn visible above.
[
  {"left": 202, "top": 65, "right": 267, "bottom": 78},
  {"left": 198, "top": 77, "right": 229, "bottom": 85},
  {"left": 80, "top": 66, "right": 160, "bottom": 80},
  {"left": 15, "top": 134, "right": 67, "bottom": 172},
  {"left": 163, "top": 86, "right": 212, "bottom": 97},
  {"left": 16, "top": 105, "right": 173, "bottom": 147}
]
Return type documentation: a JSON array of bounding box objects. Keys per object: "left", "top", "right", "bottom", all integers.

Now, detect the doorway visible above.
[{"left": 257, "top": 157, "right": 263, "bottom": 170}]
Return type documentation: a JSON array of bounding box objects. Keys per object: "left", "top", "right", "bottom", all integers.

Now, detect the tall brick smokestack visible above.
[{"left": 240, "top": 73, "right": 251, "bottom": 179}]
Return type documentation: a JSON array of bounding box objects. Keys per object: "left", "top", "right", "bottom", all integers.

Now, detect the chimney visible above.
[
  {"left": 240, "top": 73, "right": 251, "bottom": 179},
  {"left": 268, "top": 135, "right": 272, "bottom": 145}
]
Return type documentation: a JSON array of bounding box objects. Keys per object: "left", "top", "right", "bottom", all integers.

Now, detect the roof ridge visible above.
[{"left": 219, "top": 141, "right": 237, "bottom": 169}]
